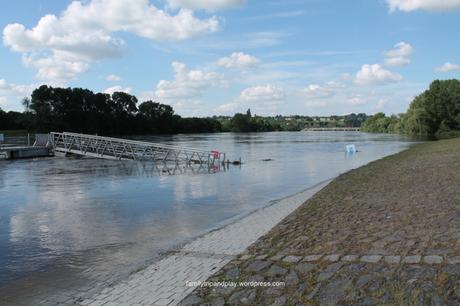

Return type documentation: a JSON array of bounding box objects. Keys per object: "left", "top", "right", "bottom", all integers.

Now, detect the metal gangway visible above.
[{"left": 50, "top": 132, "right": 226, "bottom": 165}]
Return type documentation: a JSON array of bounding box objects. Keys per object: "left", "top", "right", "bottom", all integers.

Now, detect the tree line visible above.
[
  {"left": 1, "top": 85, "right": 371, "bottom": 135},
  {"left": 361, "top": 79, "right": 460, "bottom": 137},
  {"left": 2, "top": 85, "right": 225, "bottom": 135},
  {"left": 0, "top": 85, "right": 303, "bottom": 134},
  {"left": 0, "top": 108, "right": 25, "bottom": 130},
  {"left": 221, "top": 109, "right": 283, "bottom": 132}
]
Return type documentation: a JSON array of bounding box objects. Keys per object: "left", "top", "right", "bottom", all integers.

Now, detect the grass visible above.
[{"left": 437, "top": 130, "right": 460, "bottom": 139}]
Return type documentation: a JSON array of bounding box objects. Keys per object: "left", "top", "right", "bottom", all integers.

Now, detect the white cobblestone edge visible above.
[{"left": 271, "top": 254, "right": 453, "bottom": 265}]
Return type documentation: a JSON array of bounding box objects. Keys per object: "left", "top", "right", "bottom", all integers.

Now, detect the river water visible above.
[{"left": 0, "top": 131, "right": 412, "bottom": 299}]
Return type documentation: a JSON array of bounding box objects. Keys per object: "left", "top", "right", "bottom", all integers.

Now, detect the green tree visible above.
[
  {"left": 404, "top": 80, "right": 460, "bottom": 135},
  {"left": 230, "top": 113, "right": 253, "bottom": 132},
  {"left": 30, "top": 85, "right": 55, "bottom": 132},
  {"left": 138, "top": 101, "right": 179, "bottom": 133},
  {"left": 362, "top": 79, "right": 460, "bottom": 136}
]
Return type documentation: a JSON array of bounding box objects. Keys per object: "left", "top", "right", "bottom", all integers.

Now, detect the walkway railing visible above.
[{"left": 50, "top": 132, "right": 226, "bottom": 165}]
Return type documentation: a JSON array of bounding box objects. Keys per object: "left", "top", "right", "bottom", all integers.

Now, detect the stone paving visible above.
[
  {"left": 180, "top": 253, "right": 460, "bottom": 305},
  {"left": 180, "top": 139, "right": 460, "bottom": 305},
  {"left": 78, "top": 180, "right": 331, "bottom": 306}
]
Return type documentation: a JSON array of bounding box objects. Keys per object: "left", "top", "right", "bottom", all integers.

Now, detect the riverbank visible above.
[
  {"left": 181, "top": 138, "right": 460, "bottom": 305},
  {"left": 77, "top": 181, "right": 331, "bottom": 305}
]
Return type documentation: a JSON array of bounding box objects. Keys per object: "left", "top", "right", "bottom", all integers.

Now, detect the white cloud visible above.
[
  {"left": 3, "top": 0, "right": 219, "bottom": 83},
  {"left": 387, "top": 0, "right": 460, "bottom": 12},
  {"left": 384, "top": 42, "right": 413, "bottom": 66},
  {"left": 239, "top": 84, "right": 285, "bottom": 102},
  {"left": 167, "top": 0, "right": 243, "bottom": 11},
  {"left": 155, "top": 61, "right": 225, "bottom": 101},
  {"left": 22, "top": 52, "right": 90, "bottom": 85},
  {"left": 104, "top": 85, "right": 132, "bottom": 95},
  {"left": 172, "top": 100, "right": 207, "bottom": 116},
  {"left": 355, "top": 64, "right": 402, "bottom": 85},
  {"left": 304, "top": 84, "right": 322, "bottom": 95},
  {"left": 436, "top": 62, "right": 460, "bottom": 72},
  {"left": 214, "top": 102, "right": 239, "bottom": 114},
  {"left": 347, "top": 93, "right": 367, "bottom": 105},
  {"left": 215, "top": 84, "right": 286, "bottom": 115},
  {"left": 0, "top": 79, "right": 35, "bottom": 96},
  {"left": 384, "top": 57, "right": 410, "bottom": 67},
  {"left": 232, "top": 84, "right": 285, "bottom": 115},
  {"left": 106, "top": 74, "right": 121, "bottom": 82},
  {"left": 303, "top": 81, "right": 344, "bottom": 98},
  {"left": 0, "top": 79, "right": 37, "bottom": 110},
  {"left": 302, "top": 81, "right": 344, "bottom": 109},
  {"left": 217, "top": 52, "right": 260, "bottom": 69}
]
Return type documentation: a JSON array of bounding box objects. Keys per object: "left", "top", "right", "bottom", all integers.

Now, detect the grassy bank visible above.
[{"left": 182, "top": 138, "right": 460, "bottom": 305}]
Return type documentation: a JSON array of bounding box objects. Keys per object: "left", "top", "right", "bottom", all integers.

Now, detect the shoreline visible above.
[
  {"left": 77, "top": 179, "right": 334, "bottom": 306},
  {"left": 182, "top": 138, "right": 460, "bottom": 305},
  {"left": 75, "top": 143, "right": 414, "bottom": 306},
  {"left": 181, "top": 177, "right": 336, "bottom": 245},
  {"left": 0, "top": 139, "right": 412, "bottom": 306}
]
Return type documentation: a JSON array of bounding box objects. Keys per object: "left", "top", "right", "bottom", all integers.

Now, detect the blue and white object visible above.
[{"left": 346, "top": 144, "right": 356, "bottom": 154}]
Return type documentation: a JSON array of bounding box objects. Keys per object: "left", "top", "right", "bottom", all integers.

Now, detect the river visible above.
[{"left": 0, "top": 131, "right": 413, "bottom": 302}]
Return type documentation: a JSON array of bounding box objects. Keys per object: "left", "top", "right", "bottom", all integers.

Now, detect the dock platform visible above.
[{"left": 1, "top": 146, "right": 53, "bottom": 159}]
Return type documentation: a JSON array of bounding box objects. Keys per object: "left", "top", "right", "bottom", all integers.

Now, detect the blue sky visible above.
[{"left": 1, "top": 0, "right": 459, "bottom": 116}]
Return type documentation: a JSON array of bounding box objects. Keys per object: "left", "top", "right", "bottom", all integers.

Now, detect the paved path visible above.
[{"left": 80, "top": 180, "right": 331, "bottom": 306}]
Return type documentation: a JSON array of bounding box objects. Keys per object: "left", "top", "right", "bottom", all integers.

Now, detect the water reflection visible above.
[
  {"left": 40, "top": 159, "right": 227, "bottom": 178},
  {"left": 0, "top": 132, "right": 414, "bottom": 299}
]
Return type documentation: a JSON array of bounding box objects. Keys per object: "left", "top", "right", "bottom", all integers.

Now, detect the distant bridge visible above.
[
  {"left": 302, "top": 127, "right": 360, "bottom": 132},
  {"left": 51, "top": 132, "right": 226, "bottom": 165}
]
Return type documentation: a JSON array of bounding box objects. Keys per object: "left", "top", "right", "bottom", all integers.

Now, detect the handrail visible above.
[{"left": 51, "top": 132, "right": 215, "bottom": 155}]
